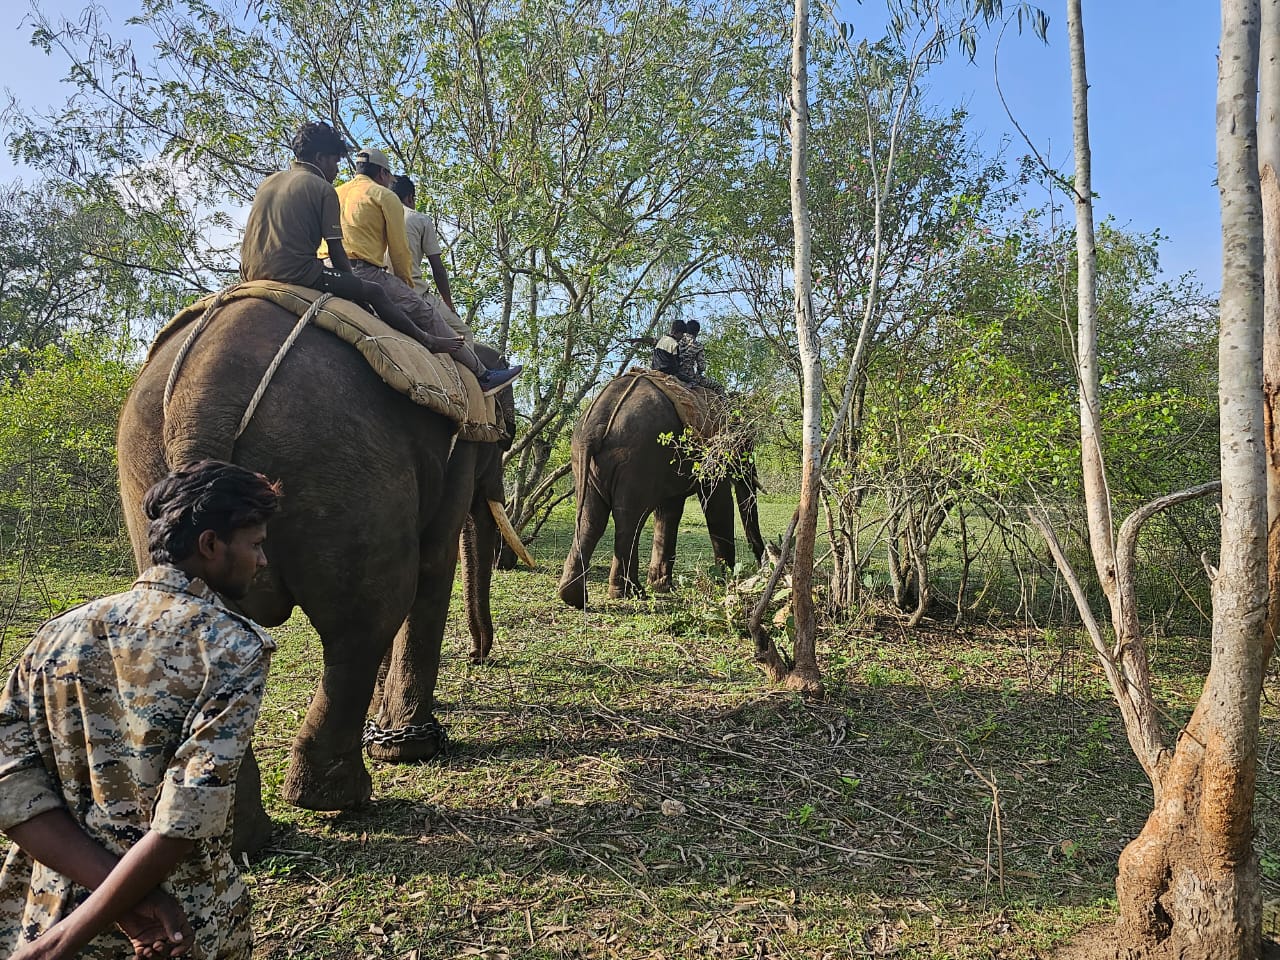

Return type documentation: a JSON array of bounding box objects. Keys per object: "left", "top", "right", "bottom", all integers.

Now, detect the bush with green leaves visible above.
[{"left": 0, "top": 337, "right": 137, "bottom": 550}]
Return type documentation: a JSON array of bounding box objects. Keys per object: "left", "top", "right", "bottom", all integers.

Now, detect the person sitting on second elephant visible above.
[
  {"left": 651, "top": 318, "right": 684, "bottom": 376},
  {"left": 322, "top": 148, "right": 520, "bottom": 397},
  {"left": 676, "top": 319, "right": 724, "bottom": 393}
]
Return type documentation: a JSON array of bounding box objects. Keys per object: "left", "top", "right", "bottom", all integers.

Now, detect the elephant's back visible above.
[
  {"left": 580, "top": 374, "right": 681, "bottom": 449},
  {"left": 573, "top": 374, "right": 687, "bottom": 499},
  {"left": 119, "top": 298, "right": 455, "bottom": 616},
  {"left": 127, "top": 297, "right": 449, "bottom": 465}
]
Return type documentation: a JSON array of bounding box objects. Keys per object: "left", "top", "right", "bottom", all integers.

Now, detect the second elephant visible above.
[{"left": 558, "top": 373, "right": 765, "bottom": 608}]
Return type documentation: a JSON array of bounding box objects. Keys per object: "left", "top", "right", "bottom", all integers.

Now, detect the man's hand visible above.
[{"left": 119, "top": 888, "right": 193, "bottom": 958}]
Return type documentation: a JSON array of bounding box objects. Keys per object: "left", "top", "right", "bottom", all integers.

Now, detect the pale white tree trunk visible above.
[
  {"left": 787, "top": 0, "right": 822, "bottom": 693},
  {"left": 1114, "top": 3, "right": 1269, "bottom": 956},
  {"left": 1062, "top": 0, "right": 1169, "bottom": 790},
  {"left": 1260, "top": 0, "right": 1280, "bottom": 644},
  {"left": 746, "top": 0, "right": 822, "bottom": 686},
  {"left": 1069, "top": 0, "right": 1107, "bottom": 578}
]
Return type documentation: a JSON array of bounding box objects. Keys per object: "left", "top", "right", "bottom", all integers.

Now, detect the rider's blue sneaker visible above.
[{"left": 478, "top": 365, "right": 522, "bottom": 397}]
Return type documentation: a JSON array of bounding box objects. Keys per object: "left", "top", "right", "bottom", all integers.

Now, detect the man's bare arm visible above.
[
  {"left": 10, "top": 830, "right": 195, "bottom": 960},
  {"left": 6, "top": 809, "right": 123, "bottom": 892},
  {"left": 427, "top": 253, "right": 456, "bottom": 314}
]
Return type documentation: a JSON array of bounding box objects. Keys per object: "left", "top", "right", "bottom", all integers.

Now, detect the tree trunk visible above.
[
  {"left": 1116, "top": 2, "right": 1270, "bottom": 956},
  {"left": 1068, "top": 0, "right": 1122, "bottom": 643},
  {"left": 1065, "top": 0, "right": 1168, "bottom": 788},
  {"left": 1260, "top": 0, "right": 1280, "bottom": 648},
  {"left": 786, "top": 0, "right": 822, "bottom": 693}
]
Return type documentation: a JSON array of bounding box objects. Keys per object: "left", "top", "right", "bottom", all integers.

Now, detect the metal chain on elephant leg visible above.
[
  {"left": 361, "top": 715, "right": 450, "bottom": 751},
  {"left": 234, "top": 293, "right": 335, "bottom": 440}
]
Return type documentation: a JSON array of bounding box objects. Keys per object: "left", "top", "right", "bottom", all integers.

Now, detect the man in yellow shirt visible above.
[
  {"left": 325, "top": 148, "right": 520, "bottom": 397},
  {"left": 241, "top": 121, "right": 443, "bottom": 355}
]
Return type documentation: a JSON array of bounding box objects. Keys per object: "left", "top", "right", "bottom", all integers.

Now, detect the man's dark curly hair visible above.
[
  {"left": 291, "top": 121, "right": 349, "bottom": 162},
  {"left": 143, "top": 460, "right": 282, "bottom": 565}
]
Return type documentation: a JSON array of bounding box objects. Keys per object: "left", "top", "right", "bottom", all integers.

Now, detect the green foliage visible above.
[
  {"left": 0, "top": 182, "right": 192, "bottom": 379},
  {"left": 0, "top": 337, "right": 137, "bottom": 545},
  {"left": 860, "top": 314, "right": 1077, "bottom": 497}
]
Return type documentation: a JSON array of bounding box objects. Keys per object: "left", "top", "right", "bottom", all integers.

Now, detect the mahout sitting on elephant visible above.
[
  {"left": 557, "top": 370, "right": 765, "bottom": 608},
  {"left": 117, "top": 292, "right": 521, "bottom": 855}
]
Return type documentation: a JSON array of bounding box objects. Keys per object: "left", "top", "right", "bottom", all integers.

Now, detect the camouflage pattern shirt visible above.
[
  {"left": 677, "top": 333, "right": 707, "bottom": 383},
  {"left": 0, "top": 565, "right": 275, "bottom": 959}
]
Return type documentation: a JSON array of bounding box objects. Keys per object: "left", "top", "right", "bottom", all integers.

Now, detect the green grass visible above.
[{"left": 1, "top": 504, "right": 1277, "bottom": 959}]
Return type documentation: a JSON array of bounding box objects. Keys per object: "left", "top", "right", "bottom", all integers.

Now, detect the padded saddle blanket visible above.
[
  {"left": 151, "top": 281, "right": 506, "bottom": 443},
  {"left": 617, "top": 368, "right": 728, "bottom": 439}
]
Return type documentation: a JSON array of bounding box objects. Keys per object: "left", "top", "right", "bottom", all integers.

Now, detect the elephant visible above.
[
  {"left": 116, "top": 296, "right": 521, "bottom": 852},
  {"left": 557, "top": 372, "right": 766, "bottom": 608}
]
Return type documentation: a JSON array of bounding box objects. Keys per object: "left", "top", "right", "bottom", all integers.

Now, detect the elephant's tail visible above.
[{"left": 574, "top": 412, "right": 606, "bottom": 506}]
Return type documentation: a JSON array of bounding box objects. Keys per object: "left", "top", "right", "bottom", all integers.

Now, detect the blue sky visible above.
[
  {"left": 890, "top": 2, "right": 1223, "bottom": 288},
  {"left": 0, "top": 1, "right": 1223, "bottom": 289}
]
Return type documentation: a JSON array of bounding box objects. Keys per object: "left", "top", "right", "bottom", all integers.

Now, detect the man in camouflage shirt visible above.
[
  {"left": 676, "top": 319, "right": 723, "bottom": 393},
  {"left": 0, "top": 460, "right": 281, "bottom": 959}
]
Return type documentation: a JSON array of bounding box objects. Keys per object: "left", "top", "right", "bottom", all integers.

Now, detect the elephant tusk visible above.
[{"left": 488, "top": 500, "right": 537, "bottom": 568}]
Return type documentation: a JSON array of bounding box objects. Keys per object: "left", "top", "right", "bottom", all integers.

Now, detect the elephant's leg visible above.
[
  {"left": 609, "top": 506, "right": 649, "bottom": 599},
  {"left": 734, "top": 474, "right": 767, "bottom": 564},
  {"left": 231, "top": 744, "right": 274, "bottom": 858},
  {"left": 281, "top": 633, "right": 391, "bottom": 810},
  {"left": 282, "top": 564, "right": 415, "bottom": 811},
  {"left": 698, "top": 482, "right": 737, "bottom": 571},
  {"left": 368, "top": 539, "right": 459, "bottom": 763},
  {"left": 370, "top": 440, "right": 475, "bottom": 763},
  {"left": 460, "top": 512, "right": 497, "bottom": 663},
  {"left": 558, "top": 483, "right": 610, "bottom": 609},
  {"left": 648, "top": 496, "right": 687, "bottom": 592}
]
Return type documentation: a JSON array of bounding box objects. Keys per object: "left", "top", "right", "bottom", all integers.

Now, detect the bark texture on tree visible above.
[
  {"left": 786, "top": 0, "right": 822, "bottom": 694},
  {"left": 1066, "top": 0, "right": 1167, "bottom": 789},
  {"left": 1116, "top": 2, "right": 1270, "bottom": 956},
  {"left": 1260, "top": 0, "right": 1280, "bottom": 648}
]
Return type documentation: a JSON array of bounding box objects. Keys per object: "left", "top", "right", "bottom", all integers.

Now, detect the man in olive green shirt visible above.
[{"left": 240, "top": 122, "right": 454, "bottom": 355}]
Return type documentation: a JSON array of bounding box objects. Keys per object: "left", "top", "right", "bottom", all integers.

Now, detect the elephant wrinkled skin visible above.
[
  {"left": 116, "top": 297, "right": 513, "bottom": 853},
  {"left": 558, "top": 373, "right": 765, "bottom": 608}
]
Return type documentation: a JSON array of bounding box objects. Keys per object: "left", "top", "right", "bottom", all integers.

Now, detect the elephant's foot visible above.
[
  {"left": 363, "top": 715, "right": 449, "bottom": 764},
  {"left": 784, "top": 666, "right": 825, "bottom": 699},
  {"left": 231, "top": 745, "right": 275, "bottom": 858},
  {"left": 469, "top": 642, "right": 492, "bottom": 665},
  {"left": 558, "top": 574, "right": 587, "bottom": 609},
  {"left": 281, "top": 747, "right": 373, "bottom": 811},
  {"left": 231, "top": 803, "right": 276, "bottom": 859},
  {"left": 608, "top": 580, "right": 645, "bottom": 600},
  {"left": 648, "top": 561, "right": 674, "bottom": 593}
]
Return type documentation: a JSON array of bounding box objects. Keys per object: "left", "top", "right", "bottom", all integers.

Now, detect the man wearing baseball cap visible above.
[
  {"left": 241, "top": 122, "right": 452, "bottom": 357},
  {"left": 322, "top": 147, "right": 520, "bottom": 397}
]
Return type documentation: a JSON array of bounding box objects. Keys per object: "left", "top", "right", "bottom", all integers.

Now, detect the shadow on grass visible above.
[
  {"left": 248, "top": 684, "right": 1143, "bottom": 959},
  {"left": 256, "top": 684, "right": 1160, "bottom": 907}
]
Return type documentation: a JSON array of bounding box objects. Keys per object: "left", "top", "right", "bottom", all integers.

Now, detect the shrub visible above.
[{"left": 0, "top": 337, "right": 137, "bottom": 549}]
